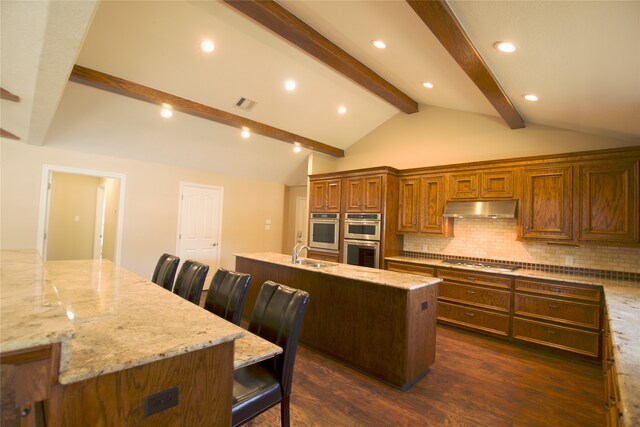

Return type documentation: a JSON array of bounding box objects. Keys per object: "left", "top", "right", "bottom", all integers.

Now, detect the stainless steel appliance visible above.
[
  {"left": 343, "top": 213, "right": 382, "bottom": 268},
  {"left": 309, "top": 213, "right": 340, "bottom": 251},
  {"left": 344, "top": 213, "right": 381, "bottom": 241},
  {"left": 344, "top": 239, "right": 380, "bottom": 269}
]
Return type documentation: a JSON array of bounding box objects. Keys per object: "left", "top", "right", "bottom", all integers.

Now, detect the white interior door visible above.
[
  {"left": 93, "top": 184, "right": 107, "bottom": 259},
  {"left": 177, "top": 183, "right": 223, "bottom": 286},
  {"left": 295, "top": 196, "right": 308, "bottom": 245}
]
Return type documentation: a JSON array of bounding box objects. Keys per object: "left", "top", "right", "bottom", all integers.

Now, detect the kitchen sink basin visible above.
[{"left": 295, "top": 259, "right": 336, "bottom": 268}]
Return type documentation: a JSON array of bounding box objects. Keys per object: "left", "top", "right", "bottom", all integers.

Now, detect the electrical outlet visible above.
[
  {"left": 144, "top": 386, "right": 179, "bottom": 416},
  {"left": 422, "top": 244, "right": 429, "bottom": 252},
  {"left": 565, "top": 256, "right": 573, "bottom": 265}
]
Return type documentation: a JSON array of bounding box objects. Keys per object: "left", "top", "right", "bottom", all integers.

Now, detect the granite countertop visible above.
[
  {"left": 234, "top": 332, "right": 282, "bottom": 370},
  {"left": 0, "top": 250, "right": 261, "bottom": 385},
  {"left": 235, "top": 252, "right": 441, "bottom": 290},
  {"left": 386, "top": 255, "right": 640, "bottom": 425}
]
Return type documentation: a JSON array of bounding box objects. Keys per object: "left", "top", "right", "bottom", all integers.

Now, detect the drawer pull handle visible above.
[
  {"left": 465, "top": 312, "right": 476, "bottom": 317},
  {"left": 608, "top": 358, "right": 615, "bottom": 366},
  {"left": 466, "top": 290, "right": 476, "bottom": 294},
  {"left": 466, "top": 276, "right": 477, "bottom": 281},
  {"left": 548, "top": 304, "right": 560, "bottom": 308},
  {"left": 547, "top": 330, "right": 557, "bottom": 335},
  {"left": 549, "top": 288, "right": 561, "bottom": 292}
]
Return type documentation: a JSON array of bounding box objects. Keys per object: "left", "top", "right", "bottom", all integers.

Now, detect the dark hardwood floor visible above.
[{"left": 246, "top": 325, "right": 604, "bottom": 427}]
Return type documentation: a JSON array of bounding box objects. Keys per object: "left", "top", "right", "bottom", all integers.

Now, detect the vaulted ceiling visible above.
[{"left": 1, "top": 0, "right": 639, "bottom": 183}]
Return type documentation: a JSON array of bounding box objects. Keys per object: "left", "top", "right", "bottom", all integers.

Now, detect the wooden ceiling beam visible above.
[
  {"left": 1, "top": 87, "right": 20, "bottom": 102},
  {"left": 1, "top": 128, "right": 21, "bottom": 140},
  {"left": 223, "top": 0, "right": 419, "bottom": 114},
  {"left": 69, "top": 65, "right": 344, "bottom": 158},
  {"left": 406, "top": 0, "right": 525, "bottom": 129}
]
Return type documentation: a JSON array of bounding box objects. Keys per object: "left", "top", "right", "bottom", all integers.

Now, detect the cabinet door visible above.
[
  {"left": 449, "top": 172, "right": 479, "bottom": 199},
  {"left": 310, "top": 179, "right": 341, "bottom": 212},
  {"left": 420, "top": 175, "right": 450, "bottom": 235},
  {"left": 578, "top": 161, "right": 638, "bottom": 243},
  {"left": 481, "top": 170, "right": 514, "bottom": 198},
  {"left": 521, "top": 166, "right": 573, "bottom": 240},
  {"left": 362, "top": 176, "right": 383, "bottom": 212},
  {"left": 325, "top": 179, "right": 341, "bottom": 212},
  {"left": 310, "top": 181, "right": 328, "bottom": 211},
  {"left": 398, "top": 178, "right": 419, "bottom": 232},
  {"left": 344, "top": 178, "right": 363, "bottom": 212}
]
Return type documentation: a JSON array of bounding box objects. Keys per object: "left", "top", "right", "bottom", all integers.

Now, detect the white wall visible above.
[{"left": 1, "top": 141, "right": 285, "bottom": 279}]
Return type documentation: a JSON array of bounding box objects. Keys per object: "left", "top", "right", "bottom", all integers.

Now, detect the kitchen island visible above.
[
  {"left": 235, "top": 252, "right": 442, "bottom": 390},
  {"left": 0, "top": 250, "right": 280, "bottom": 426}
]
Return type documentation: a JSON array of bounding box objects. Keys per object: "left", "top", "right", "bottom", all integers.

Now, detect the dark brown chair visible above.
[
  {"left": 232, "top": 281, "right": 310, "bottom": 427},
  {"left": 203, "top": 268, "right": 252, "bottom": 325},
  {"left": 151, "top": 253, "right": 179, "bottom": 291},
  {"left": 173, "top": 260, "right": 209, "bottom": 305}
]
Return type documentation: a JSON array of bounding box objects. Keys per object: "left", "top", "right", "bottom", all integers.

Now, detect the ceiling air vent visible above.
[{"left": 234, "top": 97, "right": 256, "bottom": 111}]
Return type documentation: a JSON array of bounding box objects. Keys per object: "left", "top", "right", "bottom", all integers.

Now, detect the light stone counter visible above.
[
  {"left": 386, "top": 255, "right": 640, "bottom": 425},
  {"left": 235, "top": 252, "right": 441, "bottom": 290},
  {"left": 0, "top": 250, "right": 280, "bottom": 386}
]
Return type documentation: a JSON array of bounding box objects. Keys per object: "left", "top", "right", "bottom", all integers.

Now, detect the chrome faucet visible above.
[{"left": 292, "top": 243, "right": 310, "bottom": 264}]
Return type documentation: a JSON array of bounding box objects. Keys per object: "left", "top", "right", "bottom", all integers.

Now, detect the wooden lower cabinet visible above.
[
  {"left": 386, "top": 260, "right": 605, "bottom": 360},
  {"left": 1, "top": 343, "right": 62, "bottom": 427},
  {"left": 438, "top": 302, "right": 510, "bottom": 336}
]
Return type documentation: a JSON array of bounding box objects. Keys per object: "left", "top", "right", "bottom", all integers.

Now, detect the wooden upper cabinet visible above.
[
  {"left": 481, "top": 170, "right": 514, "bottom": 198},
  {"left": 310, "top": 179, "right": 341, "bottom": 212},
  {"left": 449, "top": 172, "right": 479, "bottom": 199},
  {"left": 398, "top": 177, "right": 419, "bottom": 232},
  {"left": 521, "top": 166, "right": 573, "bottom": 240},
  {"left": 578, "top": 160, "right": 639, "bottom": 243},
  {"left": 345, "top": 175, "right": 383, "bottom": 212},
  {"left": 420, "top": 175, "right": 451, "bottom": 235},
  {"left": 450, "top": 169, "right": 514, "bottom": 199},
  {"left": 397, "top": 175, "right": 451, "bottom": 236}
]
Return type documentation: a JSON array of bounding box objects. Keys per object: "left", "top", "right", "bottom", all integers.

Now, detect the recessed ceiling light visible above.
[
  {"left": 200, "top": 39, "right": 215, "bottom": 53},
  {"left": 338, "top": 105, "right": 347, "bottom": 114},
  {"left": 293, "top": 144, "right": 302, "bottom": 153},
  {"left": 241, "top": 127, "right": 251, "bottom": 139},
  {"left": 160, "top": 108, "right": 173, "bottom": 118},
  {"left": 523, "top": 94, "right": 539, "bottom": 102},
  {"left": 423, "top": 82, "right": 434, "bottom": 89},
  {"left": 494, "top": 41, "right": 516, "bottom": 53},
  {"left": 372, "top": 40, "right": 386, "bottom": 49},
  {"left": 284, "top": 80, "right": 296, "bottom": 91}
]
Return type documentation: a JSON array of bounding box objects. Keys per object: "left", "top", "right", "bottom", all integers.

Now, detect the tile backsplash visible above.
[{"left": 403, "top": 218, "right": 640, "bottom": 274}]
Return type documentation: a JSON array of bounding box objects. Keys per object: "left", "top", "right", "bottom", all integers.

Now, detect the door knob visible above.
[{"left": 211, "top": 243, "right": 218, "bottom": 247}]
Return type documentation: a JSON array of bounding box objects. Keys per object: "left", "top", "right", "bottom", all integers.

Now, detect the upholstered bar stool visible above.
[
  {"left": 173, "top": 260, "right": 209, "bottom": 305},
  {"left": 151, "top": 253, "right": 179, "bottom": 291},
  {"left": 232, "top": 281, "right": 310, "bottom": 427},
  {"left": 203, "top": 268, "right": 252, "bottom": 326}
]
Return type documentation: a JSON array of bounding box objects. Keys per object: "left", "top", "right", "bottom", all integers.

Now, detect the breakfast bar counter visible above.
[{"left": 0, "top": 250, "right": 280, "bottom": 426}]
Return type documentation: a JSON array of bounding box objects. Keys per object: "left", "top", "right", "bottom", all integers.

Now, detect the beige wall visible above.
[
  {"left": 47, "top": 172, "right": 100, "bottom": 260},
  {"left": 327, "top": 106, "right": 639, "bottom": 173},
  {"left": 1, "top": 141, "right": 285, "bottom": 279}
]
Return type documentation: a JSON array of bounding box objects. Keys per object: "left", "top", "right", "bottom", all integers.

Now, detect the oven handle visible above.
[
  {"left": 345, "top": 221, "right": 380, "bottom": 226},
  {"left": 344, "top": 239, "right": 380, "bottom": 247}
]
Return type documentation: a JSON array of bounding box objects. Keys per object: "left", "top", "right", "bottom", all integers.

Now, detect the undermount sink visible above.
[{"left": 294, "top": 259, "right": 335, "bottom": 268}]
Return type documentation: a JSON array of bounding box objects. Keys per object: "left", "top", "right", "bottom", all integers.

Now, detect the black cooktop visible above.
[{"left": 442, "top": 258, "right": 520, "bottom": 272}]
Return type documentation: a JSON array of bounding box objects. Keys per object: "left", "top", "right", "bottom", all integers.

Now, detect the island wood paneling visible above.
[
  {"left": 60, "top": 342, "right": 233, "bottom": 426},
  {"left": 236, "top": 257, "right": 437, "bottom": 390}
]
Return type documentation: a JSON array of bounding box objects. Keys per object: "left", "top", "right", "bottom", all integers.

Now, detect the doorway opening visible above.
[{"left": 37, "top": 165, "right": 126, "bottom": 264}]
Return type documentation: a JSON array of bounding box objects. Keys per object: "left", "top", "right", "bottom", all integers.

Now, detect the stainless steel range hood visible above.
[{"left": 442, "top": 200, "right": 517, "bottom": 219}]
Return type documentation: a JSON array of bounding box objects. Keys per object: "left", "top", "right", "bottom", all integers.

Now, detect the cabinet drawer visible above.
[
  {"left": 437, "top": 269, "right": 511, "bottom": 289},
  {"left": 515, "top": 278, "right": 601, "bottom": 302},
  {"left": 513, "top": 318, "right": 600, "bottom": 357},
  {"left": 386, "top": 261, "right": 435, "bottom": 277},
  {"left": 514, "top": 294, "right": 600, "bottom": 329},
  {"left": 439, "top": 282, "right": 510, "bottom": 312},
  {"left": 438, "top": 302, "right": 509, "bottom": 336},
  {"left": 307, "top": 250, "right": 340, "bottom": 263}
]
